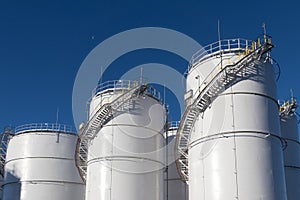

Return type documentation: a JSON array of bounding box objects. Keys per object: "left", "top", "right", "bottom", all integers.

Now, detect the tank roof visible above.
[
  {"left": 15, "top": 123, "right": 77, "bottom": 135},
  {"left": 92, "top": 80, "right": 162, "bottom": 102},
  {"left": 189, "top": 38, "right": 254, "bottom": 71}
]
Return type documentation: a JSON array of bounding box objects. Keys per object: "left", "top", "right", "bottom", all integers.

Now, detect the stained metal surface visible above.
[{"left": 2, "top": 131, "right": 84, "bottom": 200}]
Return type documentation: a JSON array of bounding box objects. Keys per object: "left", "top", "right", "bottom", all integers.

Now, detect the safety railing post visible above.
[
  {"left": 114, "top": 81, "right": 116, "bottom": 95},
  {"left": 228, "top": 40, "right": 230, "bottom": 51}
]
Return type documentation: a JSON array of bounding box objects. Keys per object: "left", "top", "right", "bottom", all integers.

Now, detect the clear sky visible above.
[{"left": 0, "top": 0, "right": 299, "bottom": 130}]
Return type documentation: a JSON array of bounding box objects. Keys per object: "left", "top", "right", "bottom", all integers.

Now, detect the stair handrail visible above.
[
  {"left": 174, "top": 104, "right": 194, "bottom": 181},
  {"left": 193, "top": 42, "right": 273, "bottom": 105},
  {"left": 191, "top": 54, "right": 241, "bottom": 99},
  {"left": 75, "top": 83, "right": 149, "bottom": 182},
  {"left": 0, "top": 127, "right": 14, "bottom": 176}
]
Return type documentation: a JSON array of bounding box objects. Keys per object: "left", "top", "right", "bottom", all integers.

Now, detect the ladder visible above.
[
  {"left": 0, "top": 127, "right": 14, "bottom": 176},
  {"left": 75, "top": 84, "right": 148, "bottom": 182},
  {"left": 175, "top": 42, "right": 274, "bottom": 183}
]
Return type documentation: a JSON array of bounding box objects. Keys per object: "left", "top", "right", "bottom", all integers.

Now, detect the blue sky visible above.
[{"left": 0, "top": 0, "right": 299, "bottom": 130}]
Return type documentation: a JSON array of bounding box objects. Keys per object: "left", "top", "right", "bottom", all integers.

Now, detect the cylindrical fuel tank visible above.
[
  {"left": 280, "top": 111, "right": 300, "bottom": 200},
  {"left": 165, "top": 122, "right": 188, "bottom": 200},
  {"left": 2, "top": 124, "right": 84, "bottom": 200},
  {"left": 85, "top": 80, "right": 166, "bottom": 200},
  {"left": 0, "top": 174, "right": 3, "bottom": 200},
  {"left": 186, "top": 39, "right": 287, "bottom": 200}
]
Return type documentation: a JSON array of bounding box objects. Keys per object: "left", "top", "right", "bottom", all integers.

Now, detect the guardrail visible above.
[
  {"left": 145, "top": 85, "right": 161, "bottom": 101},
  {"left": 168, "top": 121, "right": 180, "bottom": 130},
  {"left": 15, "top": 123, "right": 76, "bottom": 134},
  {"left": 189, "top": 38, "right": 255, "bottom": 71},
  {"left": 190, "top": 36, "right": 273, "bottom": 100},
  {"left": 93, "top": 80, "right": 162, "bottom": 102},
  {"left": 93, "top": 80, "right": 136, "bottom": 95}
]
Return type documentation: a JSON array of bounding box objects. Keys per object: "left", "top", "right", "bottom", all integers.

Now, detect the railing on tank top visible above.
[
  {"left": 168, "top": 121, "right": 180, "bottom": 130},
  {"left": 92, "top": 79, "right": 162, "bottom": 101},
  {"left": 189, "top": 36, "right": 273, "bottom": 100},
  {"left": 189, "top": 38, "right": 257, "bottom": 71},
  {"left": 15, "top": 123, "right": 76, "bottom": 134},
  {"left": 164, "top": 121, "right": 180, "bottom": 138}
]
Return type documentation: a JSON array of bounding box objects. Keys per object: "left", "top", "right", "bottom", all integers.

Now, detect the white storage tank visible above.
[
  {"left": 280, "top": 99, "right": 300, "bottom": 200},
  {"left": 185, "top": 38, "right": 287, "bottom": 200},
  {"left": 0, "top": 174, "right": 3, "bottom": 200},
  {"left": 165, "top": 122, "right": 188, "bottom": 200},
  {"left": 0, "top": 127, "right": 11, "bottom": 200},
  {"left": 85, "top": 80, "right": 166, "bottom": 200},
  {"left": 2, "top": 123, "right": 85, "bottom": 200}
]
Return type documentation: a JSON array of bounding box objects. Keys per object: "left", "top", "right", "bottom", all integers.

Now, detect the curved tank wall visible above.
[
  {"left": 0, "top": 175, "right": 3, "bottom": 200},
  {"left": 85, "top": 86, "right": 166, "bottom": 200},
  {"left": 280, "top": 113, "right": 300, "bottom": 200},
  {"left": 2, "top": 126, "right": 85, "bottom": 200},
  {"left": 165, "top": 126, "right": 188, "bottom": 200},
  {"left": 187, "top": 46, "right": 287, "bottom": 200}
]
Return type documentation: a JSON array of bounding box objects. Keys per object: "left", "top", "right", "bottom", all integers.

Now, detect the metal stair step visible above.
[{"left": 75, "top": 84, "right": 149, "bottom": 182}]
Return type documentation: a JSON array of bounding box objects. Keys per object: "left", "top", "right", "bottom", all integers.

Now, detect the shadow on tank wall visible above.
[{"left": 2, "top": 170, "right": 21, "bottom": 200}]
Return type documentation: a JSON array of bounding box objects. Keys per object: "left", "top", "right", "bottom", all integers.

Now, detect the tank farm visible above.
[{"left": 0, "top": 34, "right": 299, "bottom": 200}]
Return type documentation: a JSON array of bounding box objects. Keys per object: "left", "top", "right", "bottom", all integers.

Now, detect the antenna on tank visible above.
[
  {"left": 262, "top": 22, "right": 267, "bottom": 43},
  {"left": 140, "top": 67, "right": 143, "bottom": 84},
  {"left": 99, "top": 66, "right": 103, "bottom": 85},
  {"left": 56, "top": 107, "right": 59, "bottom": 125},
  {"left": 262, "top": 22, "right": 271, "bottom": 59},
  {"left": 164, "top": 84, "right": 166, "bottom": 107},
  {"left": 218, "top": 19, "right": 223, "bottom": 68},
  {"left": 290, "top": 88, "right": 294, "bottom": 100},
  {"left": 262, "top": 23, "right": 267, "bottom": 35},
  {"left": 218, "top": 19, "right": 221, "bottom": 42}
]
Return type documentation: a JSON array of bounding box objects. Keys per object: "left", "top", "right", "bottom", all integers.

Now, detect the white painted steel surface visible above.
[
  {"left": 187, "top": 48, "right": 287, "bottom": 200},
  {"left": 2, "top": 130, "right": 84, "bottom": 200},
  {"left": 86, "top": 88, "right": 166, "bottom": 200},
  {"left": 166, "top": 127, "right": 188, "bottom": 200},
  {"left": 0, "top": 175, "right": 3, "bottom": 200},
  {"left": 280, "top": 113, "right": 300, "bottom": 200}
]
